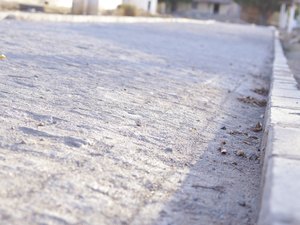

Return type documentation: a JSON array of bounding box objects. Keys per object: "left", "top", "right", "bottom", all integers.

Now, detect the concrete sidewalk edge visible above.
[{"left": 258, "top": 30, "right": 300, "bottom": 225}]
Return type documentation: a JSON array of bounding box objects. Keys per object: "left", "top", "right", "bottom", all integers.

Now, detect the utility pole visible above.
[
  {"left": 279, "top": 2, "right": 287, "bottom": 29},
  {"left": 287, "top": 0, "right": 296, "bottom": 33}
]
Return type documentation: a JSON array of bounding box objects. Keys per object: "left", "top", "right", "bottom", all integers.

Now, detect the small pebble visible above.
[
  {"left": 135, "top": 119, "right": 142, "bottom": 127},
  {"left": 238, "top": 201, "right": 246, "bottom": 207},
  {"left": 0, "top": 54, "right": 6, "bottom": 60},
  {"left": 252, "top": 122, "right": 263, "bottom": 132},
  {"left": 221, "top": 126, "right": 227, "bottom": 130},
  {"left": 236, "top": 150, "right": 245, "bottom": 157},
  {"left": 221, "top": 149, "right": 227, "bottom": 154},
  {"left": 19, "top": 140, "right": 26, "bottom": 144},
  {"left": 249, "top": 153, "right": 259, "bottom": 160},
  {"left": 164, "top": 147, "right": 173, "bottom": 153}
]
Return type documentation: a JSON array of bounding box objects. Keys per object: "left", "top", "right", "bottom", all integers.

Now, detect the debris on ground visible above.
[
  {"left": 218, "top": 141, "right": 227, "bottom": 155},
  {"left": 191, "top": 184, "right": 225, "bottom": 193},
  {"left": 229, "top": 130, "right": 247, "bottom": 136},
  {"left": 37, "top": 122, "right": 45, "bottom": 127},
  {"left": 236, "top": 150, "right": 246, "bottom": 157},
  {"left": 248, "top": 136, "right": 258, "bottom": 140},
  {"left": 221, "top": 149, "right": 227, "bottom": 154},
  {"left": 252, "top": 87, "right": 269, "bottom": 96},
  {"left": 221, "top": 126, "right": 227, "bottom": 130},
  {"left": 252, "top": 122, "right": 263, "bottom": 132},
  {"left": 0, "top": 54, "right": 6, "bottom": 60},
  {"left": 238, "top": 96, "right": 267, "bottom": 107},
  {"left": 248, "top": 153, "right": 259, "bottom": 161},
  {"left": 243, "top": 141, "right": 251, "bottom": 145},
  {"left": 244, "top": 136, "right": 259, "bottom": 145},
  {"left": 190, "top": 127, "right": 197, "bottom": 132},
  {"left": 164, "top": 147, "right": 173, "bottom": 153},
  {"left": 238, "top": 201, "right": 247, "bottom": 207},
  {"left": 135, "top": 119, "right": 142, "bottom": 127},
  {"left": 19, "top": 140, "right": 26, "bottom": 145}
]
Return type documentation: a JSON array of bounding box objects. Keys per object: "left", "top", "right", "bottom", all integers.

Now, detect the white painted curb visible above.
[{"left": 258, "top": 30, "right": 300, "bottom": 225}]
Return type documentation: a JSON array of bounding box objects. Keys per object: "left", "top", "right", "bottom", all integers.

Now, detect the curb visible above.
[
  {"left": 258, "top": 31, "right": 300, "bottom": 225},
  {"left": 0, "top": 11, "right": 215, "bottom": 24}
]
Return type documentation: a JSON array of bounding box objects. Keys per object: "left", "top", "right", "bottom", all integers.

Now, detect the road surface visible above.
[{"left": 0, "top": 19, "right": 273, "bottom": 225}]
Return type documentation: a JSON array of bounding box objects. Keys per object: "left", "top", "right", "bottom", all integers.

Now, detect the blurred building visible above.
[
  {"left": 72, "top": 0, "right": 158, "bottom": 15},
  {"left": 47, "top": 0, "right": 73, "bottom": 8},
  {"left": 72, "top": 0, "right": 125, "bottom": 14},
  {"left": 279, "top": 0, "right": 300, "bottom": 32},
  {"left": 159, "top": 0, "right": 240, "bottom": 19},
  {"left": 0, "top": 0, "right": 73, "bottom": 12},
  {"left": 98, "top": 0, "right": 123, "bottom": 11},
  {"left": 72, "top": 0, "right": 98, "bottom": 14},
  {"left": 0, "top": 0, "right": 159, "bottom": 15},
  {"left": 123, "top": 0, "right": 158, "bottom": 14},
  {"left": 1, "top": 0, "right": 73, "bottom": 8}
]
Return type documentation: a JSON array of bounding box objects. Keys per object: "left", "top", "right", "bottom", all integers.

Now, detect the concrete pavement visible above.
[{"left": 0, "top": 16, "right": 274, "bottom": 225}]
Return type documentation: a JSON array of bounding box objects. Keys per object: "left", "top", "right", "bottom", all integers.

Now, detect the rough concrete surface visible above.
[{"left": 0, "top": 19, "right": 273, "bottom": 225}]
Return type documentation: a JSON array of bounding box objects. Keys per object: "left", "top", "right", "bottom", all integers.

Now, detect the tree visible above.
[{"left": 234, "top": 0, "right": 281, "bottom": 24}]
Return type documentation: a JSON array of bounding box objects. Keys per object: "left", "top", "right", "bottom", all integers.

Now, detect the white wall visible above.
[
  {"left": 47, "top": 0, "right": 73, "bottom": 8},
  {"left": 197, "top": 3, "right": 211, "bottom": 14},
  {"left": 98, "top": 0, "right": 122, "bottom": 10},
  {"left": 176, "top": 2, "right": 191, "bottom": 13},
  {"left": 6, "top": 0, "right": 72, "bottom": 7},
  {"left": 176, "top": 2, "right": 240, "bottom": 17},
  {"left": 4, "top": 0, "right": 44, "bottom": 5},
  {"left": 123, "top": 0, "right": 157, "bottom": 14}
]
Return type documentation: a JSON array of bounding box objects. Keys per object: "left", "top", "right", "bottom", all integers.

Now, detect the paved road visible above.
[{"left": 0, "top": 19, "right": 273, "bottom": 225}]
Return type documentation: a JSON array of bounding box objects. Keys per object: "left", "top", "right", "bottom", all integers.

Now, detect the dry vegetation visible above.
[
  {"left": 114, "top": 4, "right": 152, "bottom": 17},
  {"left": 0, "top": 1, "right": 19, "bottom": 11}
]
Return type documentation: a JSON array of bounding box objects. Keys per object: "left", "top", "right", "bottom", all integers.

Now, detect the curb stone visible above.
[{"left": 258, "top": 30, "right": 300, "bottom": 225}]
